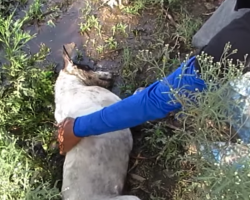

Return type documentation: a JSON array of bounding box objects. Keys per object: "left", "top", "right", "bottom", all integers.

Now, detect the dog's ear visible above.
[
  {"left": 62, "top": 45, "right": 73, "bottom": 68},
  {"left": 62, "top": 45, "right": 77, "bottom": 73}
]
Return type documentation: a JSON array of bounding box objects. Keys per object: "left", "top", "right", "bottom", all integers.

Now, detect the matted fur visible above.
[{"left": 54, "top": 43, "right": 140, "bottom": 200}]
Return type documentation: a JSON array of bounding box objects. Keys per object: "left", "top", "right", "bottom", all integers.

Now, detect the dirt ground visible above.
[{"left": 11, "top": 0, "right": 222, "bottom": 199}]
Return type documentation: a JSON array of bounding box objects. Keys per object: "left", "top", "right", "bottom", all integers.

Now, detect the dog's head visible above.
[{"left": 62, "top": 43, "right": 113, "bottom": 88}]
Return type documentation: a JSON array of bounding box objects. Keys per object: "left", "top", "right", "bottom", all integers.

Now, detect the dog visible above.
[{"left": 54, "top": 42, "right": 140, "bottom": 200}]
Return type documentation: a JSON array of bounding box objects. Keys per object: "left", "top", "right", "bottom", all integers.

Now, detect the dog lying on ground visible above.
[{"left": 54, "top": 43, "right": 140, "bottom": 200}]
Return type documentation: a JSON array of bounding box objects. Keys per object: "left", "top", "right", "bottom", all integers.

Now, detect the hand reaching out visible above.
[{"left": 57, "top": 117, "right": 82, "bottom": 155}]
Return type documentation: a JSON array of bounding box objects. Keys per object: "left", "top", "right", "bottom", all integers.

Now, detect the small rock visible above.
[
  {"left": 129, "top": 173, "right": 146, "bottom": 182},
  {"left": 204, "top": 2, "right": 216, "bottom": 10}
]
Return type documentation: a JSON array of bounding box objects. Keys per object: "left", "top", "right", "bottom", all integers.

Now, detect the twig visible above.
[
  {"left": 202, "top": 12, "right": 214, "bottom": 16},
  {"left": 130, "top": 154, "right": 158, "bottom": 160},
  {"left": 163, "top": 8, "right": 177, "bottom": 27}
]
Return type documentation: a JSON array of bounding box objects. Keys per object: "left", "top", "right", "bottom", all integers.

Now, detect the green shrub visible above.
[
  {"left": 0, "top": 135, "right": 60, "bottom": 200},
  {"left": 0, "top": 8, "right": 61, "bottom": 200},
  {"left": 139, "top": 43, "right": 250, "bottom": 199}
]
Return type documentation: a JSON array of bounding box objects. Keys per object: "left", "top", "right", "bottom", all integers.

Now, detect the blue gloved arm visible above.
[
  {"left": 74, "top": 80, "right": 179, "bottom": 137},
  {"left": 73, "top": 56, "right": 206, "bottom": 137}
]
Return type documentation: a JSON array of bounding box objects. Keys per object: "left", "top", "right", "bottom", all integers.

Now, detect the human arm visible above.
[
  {"left": 73, "top": 57, "right": 206, "bottom": 137},
  {"left": 73, "top": 79, "right": 180, "bottom": 137},
  {"left": 57, "top": 78, "right": 177, "bottom": 154},
  {"left": 57, "top": 56, "right": 206, "bottom": 154}
]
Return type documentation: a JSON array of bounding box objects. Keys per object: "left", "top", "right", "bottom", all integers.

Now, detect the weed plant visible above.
[
  {"left": 173, "top": 47, "right": 250, "bottom": 200},
  {"left": 0, "top": 8, "right": 60, "bottom": 200},
  {"left": 139, "top": 43, "right": 250, "bottom": 200},
  {"left": 0, "top": 0, "right": 27, "bottom": 15}
]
